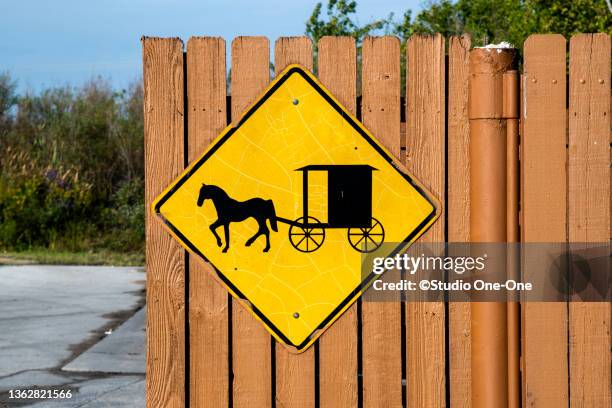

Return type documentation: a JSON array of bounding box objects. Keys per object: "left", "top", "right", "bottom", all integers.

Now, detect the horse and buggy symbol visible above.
[
  {"left": 197, "top": 164, "right": 385, "bottom": 254},
  {"left": 278, "top": 164, "right": 384, "bottom": 253}
]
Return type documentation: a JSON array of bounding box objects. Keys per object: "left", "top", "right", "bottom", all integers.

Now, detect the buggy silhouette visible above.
[{"left": 275, "top": 165, "right": 385, "bottom": 253}]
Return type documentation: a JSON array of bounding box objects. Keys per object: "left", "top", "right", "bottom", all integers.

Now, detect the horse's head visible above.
[{"left": 197, "top": 183, "right": 212, "bottom": 207}]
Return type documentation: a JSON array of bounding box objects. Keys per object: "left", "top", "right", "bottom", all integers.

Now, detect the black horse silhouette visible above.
[{"left": 196, "top": 184, "right": 278, "bottom": 253}]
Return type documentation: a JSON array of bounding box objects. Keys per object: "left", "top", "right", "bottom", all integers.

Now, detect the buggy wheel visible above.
[
  {"left": 347, "top": 217, "right": 385, "bottom": 253},
  {"left": 289, "top": 216, "right": 325, "bottom": 253}
]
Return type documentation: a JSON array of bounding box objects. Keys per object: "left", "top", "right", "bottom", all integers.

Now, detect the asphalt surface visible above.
[{"left": 0, "top": 265, "right": 146, "bottom": 407}]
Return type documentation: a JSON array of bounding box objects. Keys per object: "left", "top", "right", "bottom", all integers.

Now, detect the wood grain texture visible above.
[
  {"left": 361, "top": 36, "right": 403, "bottom": 408},
  {"left": 316, "top": 36, "right": 358, "bottom": 408},
  {"left": 405, "top": 34, "right": 447, "bottom": 408},
  {"left": 230, "top": 36, "right": 273, "bottom": 408},
  {"left": 521, "top": 34, "right": 569, "bottom": 407},
  {"left": 275, "top": 37, "right": 313, "bottom": 74},
  {"left": 568, "top": 33, "right": 611, "bottom": 408},
  {"left": 273, "top": 36, "right": 316, "bottom": 408},
  {"left": 143, "top": 37, "right": 186, "bottom": 408},
  {"left": 447, "top": 34, "right": 471, "bottom": 408},
  {"left": 186, "top": 37, "right": 228, "bottom": 408}
]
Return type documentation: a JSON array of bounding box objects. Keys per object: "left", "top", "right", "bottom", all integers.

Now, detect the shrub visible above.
[
  {"left": 0, "top": 149, "right": 93, "bottom": 249},
  {"left": 100, "top": 179, "right": 145, "bottom": 252},
  {"left": 0, "top": 75, "right": 145, "bottom": 254}
]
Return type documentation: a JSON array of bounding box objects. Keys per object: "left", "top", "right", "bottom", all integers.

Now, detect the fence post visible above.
[{"left": 468, "top": 46, "right": 516, "bottom": 408}]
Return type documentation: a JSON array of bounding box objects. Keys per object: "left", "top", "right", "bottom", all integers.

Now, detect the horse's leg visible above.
[
  {"left": 209, "top": 220, "right": 223, "bottom": 247},
  {"left": 261, "top": 224, "right": 271, "bottom": 252},
  {"left": 245, "top": 230, "right": 261, "bottom": 247},
  {"left": 245, "top": 219, "right": 265, "bottom": 247},
  {"left": 222, "top": 223, "right": 230, "bottom": 253}
]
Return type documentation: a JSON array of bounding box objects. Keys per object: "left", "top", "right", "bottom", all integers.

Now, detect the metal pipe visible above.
[{"left": 469, "top": 47, "right": 516, "bottom": 408}]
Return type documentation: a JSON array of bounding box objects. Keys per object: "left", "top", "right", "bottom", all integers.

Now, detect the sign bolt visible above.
[
  {"left": 293, "top": 312, "right": 300, "bottom": 319},
  {"left": 292, "top": 99, "right": 299, "bottom": 105}
]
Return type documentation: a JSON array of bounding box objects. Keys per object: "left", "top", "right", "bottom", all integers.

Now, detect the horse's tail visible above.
[{"left": 266, "top": 200, "right": 278, "bottom": 232}]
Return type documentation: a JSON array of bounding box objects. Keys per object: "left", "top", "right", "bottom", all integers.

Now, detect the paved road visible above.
[{"left": 0, "top": 265, "right": 146, "bottom": 407}]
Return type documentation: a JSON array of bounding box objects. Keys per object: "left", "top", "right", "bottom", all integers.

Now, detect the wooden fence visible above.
[{"left": 143, "top": 34, "right": 611, "bottom": 407}]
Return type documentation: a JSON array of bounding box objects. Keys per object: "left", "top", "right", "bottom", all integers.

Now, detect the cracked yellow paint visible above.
[{"left": 153, "top": 64, "right": 439, "bottom": 352}]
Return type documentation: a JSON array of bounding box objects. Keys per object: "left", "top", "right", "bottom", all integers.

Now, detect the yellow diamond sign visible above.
[{"left": 153, "top": 65, "right": 439, "bottom": 352}]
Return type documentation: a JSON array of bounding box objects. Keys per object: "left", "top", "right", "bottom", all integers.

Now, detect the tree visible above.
[
  {"left": 0, "top": 73, "right": 17, "bottom": 129},
  {"left": 305, "top": 0, "right": 392, "bottom": 86},
  {"left": 403, "top": 0, "right": 612, "bottom": 47},
  {"left": 0, "top": 77, "right": 146, "bottom": 251},
  {"left": 535, "top": 0, "right": 612, "bottom": 38},
  {"left": 307, "top": 0, "right": 612, "bottom": 51},
  {"left": 306, "top": 0, "right": 390, "bottom": 48}
]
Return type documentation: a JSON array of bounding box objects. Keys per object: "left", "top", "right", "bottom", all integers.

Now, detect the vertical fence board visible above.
[
  {"left": 317, "top": 36, "right": 359, "bottom": 408},
  {"left": 568, "top": 33, "right": 611, "bottom": 408},
  {"left": 187, "top": 37, "right": 228, "bottom": 408},
  {"left": 447, "top": 34, "right": 471, "bottom": 408},
  {"left": 521, "top": 34, "right": 569, "bottom": 407},
  {"left": 405, "top": 33, "right": 447, "bottom": 408},
  {"left": 273, "top": 36, "right": 316, "bottom": 408},
  {"left": 361, "top": 36, "right": 403, "bottom": 408},
  {"left": 143, "top": 37, "right": 186, "bottom": 408},
  {"left": 275, "top": 37, "right": 313, "bottom": 73},
  {"left": 230, "top": 36, "right": 273, "bottom": 408}
]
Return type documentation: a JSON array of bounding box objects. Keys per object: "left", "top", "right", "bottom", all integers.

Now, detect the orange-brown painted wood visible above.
[
  {"left": 273, "top": 36, "right": 316, "bottom": 408},
  {"left": 317, "top": 36, "right": 359, "bottom": 408},
  {"left": 568, "top": 33, "right": 611, "bottom": 408},
  {"left": 187, "top": 37, "right": 229, "bottom": 408},
  {"left": 361, "top": 36, "right": 403, "bottom": 408},
  {"left": 521, "top": 34, "right": 569, "bottom": 408},
  {"left": 447, "top": 34, "right": 472, "bottom": 408},
  {"left": 405, "top": 33, "right": 447, "bottom": 408},
  {"left": 230, "top": 36, "right": 273, "bottom": 408},
  {"left": 143, "top": 37, "right": 186, "bottom": 408}
]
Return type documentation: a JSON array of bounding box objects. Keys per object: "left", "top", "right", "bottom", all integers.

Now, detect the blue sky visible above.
[{"left": 1, "top": 0, "right": 422, "bottom": 93}]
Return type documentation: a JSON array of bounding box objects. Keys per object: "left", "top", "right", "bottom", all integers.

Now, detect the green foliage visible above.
[
  {"left": 535, "top": 0, "right": 612, "bottom": 36},
  {"left": 100, "top": 179, "right": 145, "bottom": 252},
  {"left": 0, "top": 73, "right": 17, "bottom": 119},
  {"left": 0, "top": 75, "right": 144, "bottom": 254},
  {"left": 10, "top": 79, "right": 144, "bottom": 196},
  {"left": 305, "top": 1, "right": 392, "bottom": 86},
  {"left": 400, "top": 0, "right": 612, "bottom": 47},
  {"left": 307, "top": 0, "right": 612, "bottom": 51},
  {"left": 0, "top": 72, "right": 17, "bottom": 135},
  {"left": 0, "top": 152, "right": 93, "bottom": 250},
  {"left": 306, "top": 0, "right": 391, "bottom": 47}
]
